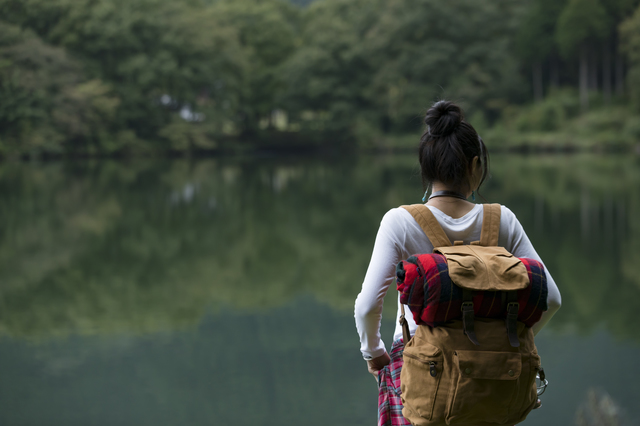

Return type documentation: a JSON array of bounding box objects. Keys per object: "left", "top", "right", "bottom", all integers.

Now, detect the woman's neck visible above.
[{"left": 425, "top": 183, "right": 476, "bottom": 219}]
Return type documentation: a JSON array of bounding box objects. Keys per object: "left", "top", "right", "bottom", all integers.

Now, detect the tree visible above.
[
  {"left": 0, "top": 0, "right": 254, "bottom": 149},
  {"left": 620, "top": 3, "right": 640, "bottom": 109},
  {"left": 365, "top": 0, "right": 525, "bottom": 129},
  {"left": 515, "top": 0, "right": 568, "bottom": 101},
  {"left": 208, "top": 0, "right": 300, "bottom": 137},
  {"left": 281, "top": 0, "right": 382, "bottom": 141},
  {"left": 556, "top": 0, "right": 611, "bottom": 110},
  {"left": 0, "top": 21, "right": 119, "bottom": 155},
  {"left": 284, "top": 0, "right": 527, "bottom": 141}
]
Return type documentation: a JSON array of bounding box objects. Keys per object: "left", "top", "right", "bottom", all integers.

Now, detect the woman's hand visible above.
[{"left": 367, "top": 352, "right": 391, "bottom": 381}]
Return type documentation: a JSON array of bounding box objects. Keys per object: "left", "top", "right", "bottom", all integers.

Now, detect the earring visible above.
[
  {"left": 472, "top": 191, "right": 476, "bottom": 201},
  {"left": 421, "top": 184, "right": 431, "bottom": 203}
]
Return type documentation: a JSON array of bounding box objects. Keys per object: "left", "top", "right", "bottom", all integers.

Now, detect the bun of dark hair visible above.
[
  {"left": 424, "top": 100, "right": 463, "bottom": 137},
  {"left": 418, "top": 100, "right": 489, "bottom": 196}
]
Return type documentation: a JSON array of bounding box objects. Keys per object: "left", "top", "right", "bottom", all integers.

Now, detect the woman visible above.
[{"left": 354, "top": 100, "right": 562, "bottom": 426}]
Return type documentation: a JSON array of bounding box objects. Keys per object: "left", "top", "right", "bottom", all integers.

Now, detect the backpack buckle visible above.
[{"left": 461, "top": 301, "right": 474, "bottom": 311}]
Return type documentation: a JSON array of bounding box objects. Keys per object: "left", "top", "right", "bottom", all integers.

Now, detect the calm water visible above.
[{"left": 0, "top": 154, "right": 638, "bottom": 425}]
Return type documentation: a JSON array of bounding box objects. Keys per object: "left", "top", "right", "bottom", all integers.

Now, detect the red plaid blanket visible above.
[{"left": 396, "top": 254, "right": 548, "bottom": 327}]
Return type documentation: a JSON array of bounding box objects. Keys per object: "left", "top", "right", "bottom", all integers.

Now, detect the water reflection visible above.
[
  {"left": 0, "top": 154, "right": 638, "bottom": 425},
  {"left": 0, "top": 298, "right": 637, "bottom": 426},
  {"left": 0, "top": 299, "right": 379, "bottom": 426},
  {"left": 575, "top": 388, "right": 626, "bottom": 426}
]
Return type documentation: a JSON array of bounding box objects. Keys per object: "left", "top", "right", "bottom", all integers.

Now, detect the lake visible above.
[{"left": 0, "top": 153, "right": 638, "bottom": 425}]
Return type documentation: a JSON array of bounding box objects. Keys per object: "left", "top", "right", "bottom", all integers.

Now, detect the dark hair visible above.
[{"left": 418, "top": 100, "right": 489, "bottom": 194}]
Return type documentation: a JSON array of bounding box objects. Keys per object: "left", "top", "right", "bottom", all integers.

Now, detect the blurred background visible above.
[
  {"left": 0, "top": 0, "right": 639, "bottom": 425},
  {"left": 1, "top": 0, "right": 640, "bottom": 153}
]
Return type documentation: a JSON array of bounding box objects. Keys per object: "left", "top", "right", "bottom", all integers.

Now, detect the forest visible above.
[{"left": 1, "top": 0, "right": 640, "bottom": 156}]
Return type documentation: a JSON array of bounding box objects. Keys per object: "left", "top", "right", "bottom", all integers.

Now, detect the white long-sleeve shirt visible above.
[{"left": 354, "top": 204, "right": 562, "bottom": 359}]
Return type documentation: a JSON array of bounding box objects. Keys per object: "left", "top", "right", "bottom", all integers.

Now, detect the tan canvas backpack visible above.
[{"left": 398, "top": 204, "right": 544, "bottom": 426}]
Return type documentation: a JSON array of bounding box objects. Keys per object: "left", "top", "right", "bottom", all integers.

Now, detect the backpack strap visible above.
[
  {"left": 398, "top": 204, "right": 450, "bottom": 346},
  {"left": 401, "top": 204, "right": 452, "bottom": 247},
  {"left": 505, "top": 291, "right": 521, "bottom": 347},
  {"left": 478, "top": 204, "right": 501, "bottom": 246},
  {"left": 461, "top": 289, "right": 480, "bottom": 346},
  {"left": 462, "top": 203, "right": 500, "bottom": 346},
  {"left": 479, "top": 204, "right": 520, "bottom": 347}
]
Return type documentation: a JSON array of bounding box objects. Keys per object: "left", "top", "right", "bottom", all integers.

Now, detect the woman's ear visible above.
[{"left": 471, "top": 156, "right": 480, "bottom": 171}]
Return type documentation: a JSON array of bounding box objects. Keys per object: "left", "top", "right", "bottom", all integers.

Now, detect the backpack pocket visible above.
[
  {"left": 445, "top": 350, "right": 522, "bottom": 425},
  {"left": 400, "top": 341, "right": 443, "bottom": 421},
  {"left": 516, "top": 350, "right": 542, "bottom": 413}
]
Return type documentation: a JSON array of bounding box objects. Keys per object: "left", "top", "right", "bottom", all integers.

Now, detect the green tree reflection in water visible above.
[
  {"left": 0, "top": 156, "right": 415, "bottom": 337},
  {"left": 486, "top": 155, "right": 640, "bottom": 339},
  {"left": 0, "top": 154, "right": 638, "bottom": 340},
  {"left": 0, "top": 155, "right": 639, "bottom": 426}
]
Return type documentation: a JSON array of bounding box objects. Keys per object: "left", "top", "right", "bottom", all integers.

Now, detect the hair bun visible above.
[{"left": 424, "top": 100, "right": 463, "bottom": 137}]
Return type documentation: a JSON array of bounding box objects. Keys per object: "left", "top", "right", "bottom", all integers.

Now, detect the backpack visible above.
[{"left": 397, "top": 204, "right": 545, "bottom": 426}]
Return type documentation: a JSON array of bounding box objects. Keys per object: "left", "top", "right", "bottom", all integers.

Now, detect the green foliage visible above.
[
  {"left": 42, "top": 0, "right": 248, "bottom": 139},
  {"left": 0, "top": 0, "right": 639, "bottom": 152},
  {"left": 282, "top": 0, "right": 382, "bottom": 139},
  {"left": 210, "top": 0, "right": 300, "bottom": 136},
  {"left": 556, "top": 0, "right": 610, "bottom": 56},
  {"left": 371, "top": 0, "right": 525, "bottom": 129},
  {"left": 0, "top": 0, "right": 298, "bottom": 152},
  {"left": 604, "top": 0, "right": 640, "bottom": 20},
  {"left": 282, "top": 0, "right": 528, "bottom": 140},
  {"left": 0, "top": 22, "right": 121, "bottom": 155},
  {"left": 620, "top": 4, "right": 640, "bottom": 110},
  {"left": 512, "top": 89, "right": 580, "bottom": 132},
  {"left": 158, "top": 118, "right": 218, "bottom": 151},
  {"left": 516, "top": 0, "right": 567, "bottom": 62},
  {"left": 487, "top": 89, "right": 640, "bottom": 149}
]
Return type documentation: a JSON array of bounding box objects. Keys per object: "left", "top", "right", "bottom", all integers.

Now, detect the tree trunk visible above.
[
  {"left": 615, "top": 49, "right": 624, "bottom": 96},
  {"left": 581, "top": 187, "right": 590, "bottom": 241},
  {"left": 588, "top": 46, "right": 598, "bottom": 92},
  {"left": 533, "top": 61, "right": 543, "bottom": 102},
  {"left": 550, "top": 56, "right": 559, "bottom": 88},
  {"left": 603, "top": 40, "right": 612, "bottom": 105},
  {"left": 580, "top": 44, "right": 589, "bottom": 111}
]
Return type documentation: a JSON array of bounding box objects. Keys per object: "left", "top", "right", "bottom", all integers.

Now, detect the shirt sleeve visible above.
[
  {"left": 354, "top": 209, "right": 405, "bottom": 359},
  {"left": 499, "top": 206, "right": 562, "bottom": 335}
]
